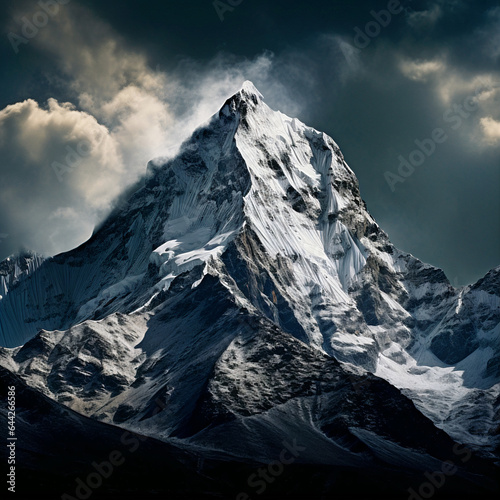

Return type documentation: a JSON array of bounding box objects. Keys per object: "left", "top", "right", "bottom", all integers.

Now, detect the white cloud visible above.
[
  {"left": 399, "top": 58, "right": 445, "bottom": 82},
  {"left": 435, "top": 73, "right": 499, "bottom": 105},
  {"left": 480, "top": 117, "right": 500, "bottom": 144},
  {"left": 0, "top": 97, "right": 126, "bottom": 255},
  {"left": 0, "top": 98, "right": 125, "bottom": 205},
  {"left": 395, "top": 49, "right": 500, "bottom": 152},
  {"left": 407, "top": 4, "right": 443, "bottom": 29},
  {"left": 397, "top": 51, "right": 498, "bottom": 108}
]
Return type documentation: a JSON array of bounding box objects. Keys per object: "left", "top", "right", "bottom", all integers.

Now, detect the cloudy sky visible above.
[{"left": 0, "top": 0, "right": 498, "bottom": 285}]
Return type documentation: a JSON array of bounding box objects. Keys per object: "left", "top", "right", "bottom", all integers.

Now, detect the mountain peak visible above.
[
  {"left": 239, "top": 80, "right": 263, "bottom": 100},
  {"left": 221, "top": 81, "right": 264, "bottom": 116}
]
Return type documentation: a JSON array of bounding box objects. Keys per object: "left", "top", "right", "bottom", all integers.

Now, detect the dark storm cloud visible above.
[{"left": 0, "top": 0, "right": 498, "bottom": 284}]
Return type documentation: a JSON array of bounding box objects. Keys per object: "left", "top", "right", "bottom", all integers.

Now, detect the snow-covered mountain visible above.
[{"left": 0, "top": 82, "right": 498, "bottom": 497}]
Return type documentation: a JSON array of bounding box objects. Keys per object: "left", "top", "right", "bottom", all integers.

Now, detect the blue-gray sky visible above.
[{"left": 0, "top": 0, "right": 498, "bottom": 285}]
